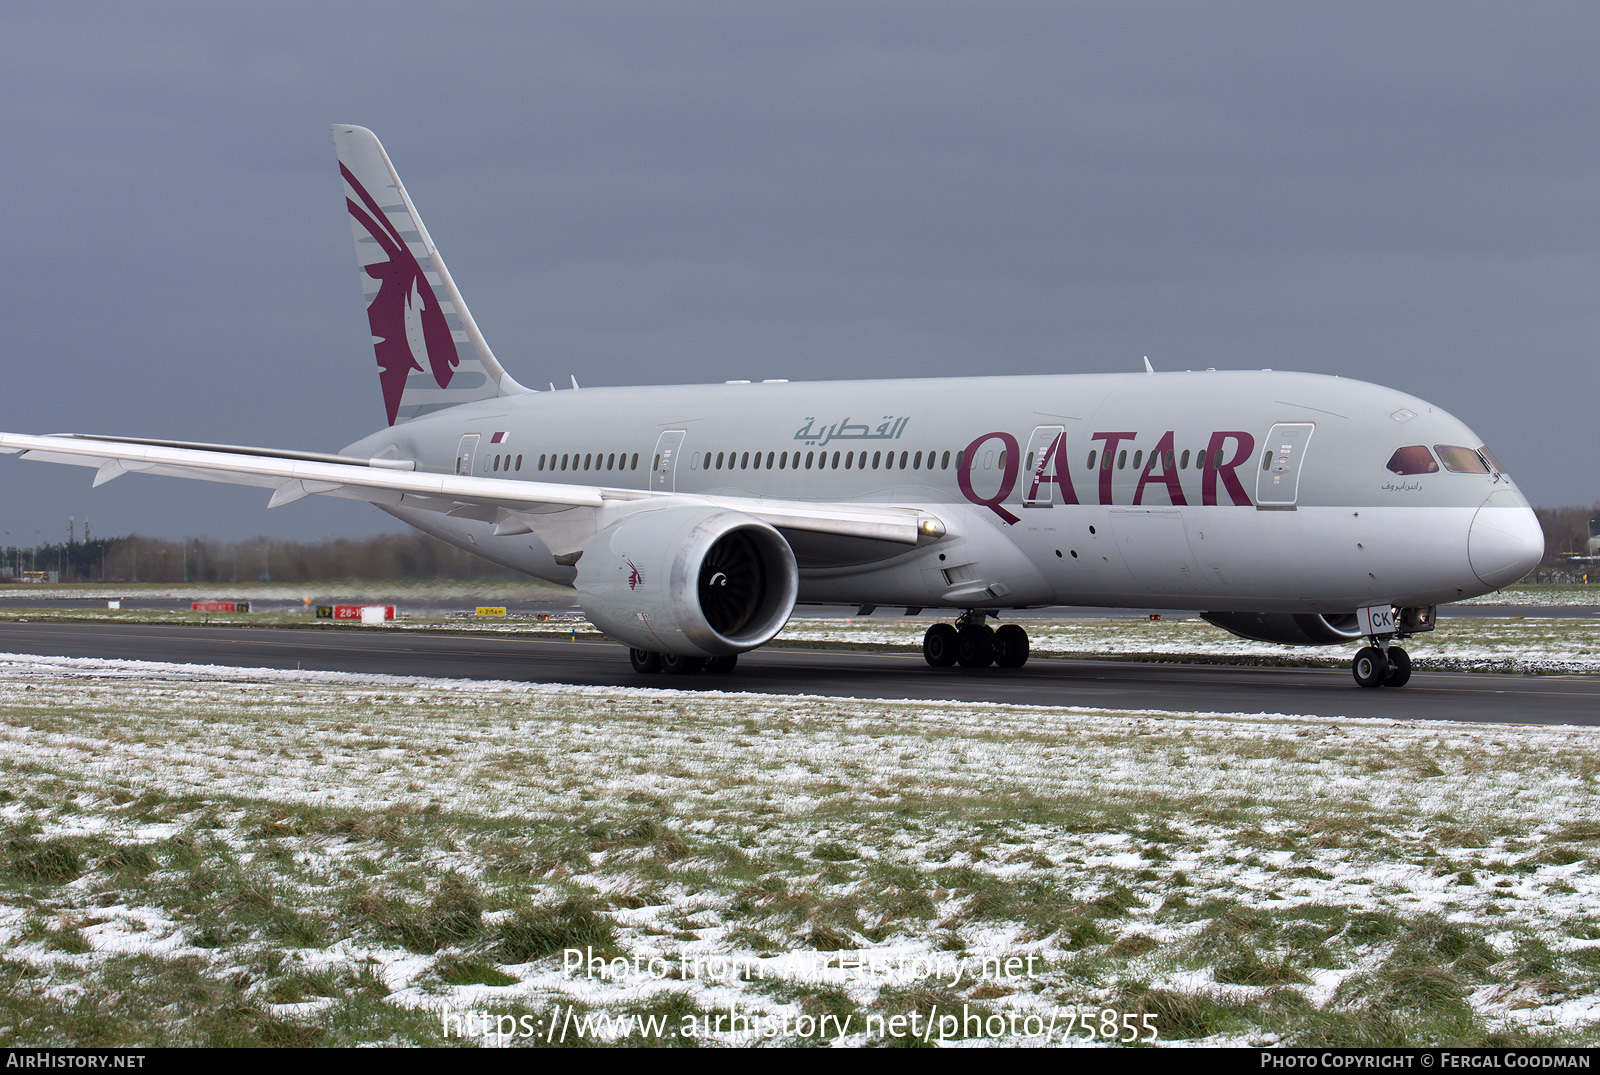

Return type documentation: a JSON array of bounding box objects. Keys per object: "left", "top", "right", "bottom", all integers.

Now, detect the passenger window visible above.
[
  {"left": 1180, "top": 449, "right": 1190, "bottom": 469},
  {"left": 941, "top": 451, "right": 951, "bottom": 469},
  {"left": 515, "top": 455, "right": 522, "bottom": 471},
  {"left": 1435, "top": 445, "right": 1488, "bottom": 474},
  {"left": 1086, "top": 450, "right": 1097, "bottom": 470},
  {"left": 631, "top": 453, "right": 639, "bottom": 469}
]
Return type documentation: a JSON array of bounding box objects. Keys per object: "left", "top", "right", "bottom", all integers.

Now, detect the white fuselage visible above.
[{"left": 344, "top": 368, "right": 1542, "bottom": 615}]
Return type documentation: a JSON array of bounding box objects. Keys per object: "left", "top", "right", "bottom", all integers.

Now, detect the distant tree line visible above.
[
  {"left": 0, "top": 532, "right": 526, "bottom": 584},
  {"left": 1535, "top": 503, "right": 1600, "bottom": 561}
]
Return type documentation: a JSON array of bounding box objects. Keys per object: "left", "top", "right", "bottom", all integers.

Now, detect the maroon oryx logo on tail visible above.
[{"left": 342, "top": 164, "right": 460, "bottom": 425}]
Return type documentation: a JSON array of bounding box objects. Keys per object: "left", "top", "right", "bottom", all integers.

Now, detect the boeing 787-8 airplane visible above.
[{"left": 0, "top": 126, "right": 1544, "bottom": 688}]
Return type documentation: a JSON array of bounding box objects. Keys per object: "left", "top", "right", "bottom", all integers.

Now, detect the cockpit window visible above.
[
  {"left": 1477, "top": 445, "right": 1506, "bottom": 475},
  {"left": 1386, "top": 445, "right": 1438, "bottom": 475},
  {"left": 1434, "top": 444, "right": 1489, "bottom": 474}
]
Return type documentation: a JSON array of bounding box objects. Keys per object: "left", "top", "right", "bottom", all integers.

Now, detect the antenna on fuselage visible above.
[
  {"left": 1143, "top": 356, "right": 1155, "bottom": 373},
  {"left": 571, "top": 375, "right": 580, "bottom": 389}
]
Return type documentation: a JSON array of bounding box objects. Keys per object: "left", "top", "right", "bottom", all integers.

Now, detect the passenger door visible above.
[{"left": 1255, "top": 422, "right": 1314, "bottom": 510}]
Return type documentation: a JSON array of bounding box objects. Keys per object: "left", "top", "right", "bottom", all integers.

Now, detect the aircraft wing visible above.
[{"left": 0, "top": 433, "right": 942, "bottom": 548}]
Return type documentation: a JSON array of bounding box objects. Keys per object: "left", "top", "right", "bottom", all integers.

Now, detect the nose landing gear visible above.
[
  {"left": 1348, "top": 603, "right": 1424, "bottom": 688},
  {"left": 1353, "top": 643, "right": 1411, "bottom": 688}
]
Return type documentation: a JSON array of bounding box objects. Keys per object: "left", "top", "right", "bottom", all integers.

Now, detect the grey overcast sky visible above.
[{"left": 2, "top": 2, "right": 1596, "bottom": 544}]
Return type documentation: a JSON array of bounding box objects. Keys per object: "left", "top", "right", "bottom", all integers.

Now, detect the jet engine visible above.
[
  {"left": 1200, "top": 611, "right": 1364, "bottom": 646},
  {"left": 576, "top": 506, "right": 799, "bottom": 657}
]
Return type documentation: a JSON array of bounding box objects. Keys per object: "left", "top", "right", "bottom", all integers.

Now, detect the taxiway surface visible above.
[{"left": 0, "top": 621, "right": 1594, "bottom": 726}]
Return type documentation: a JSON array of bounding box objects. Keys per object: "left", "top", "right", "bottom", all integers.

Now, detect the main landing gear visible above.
[
  {"left": 629, "top": 649, "right": 738, "bottom": 675},
  {"left": 1352, "top": 641, "right": 1411, "bottom": 689},
  {"left": 923, "top": 613, "right": 1029, "bottom": 670}
]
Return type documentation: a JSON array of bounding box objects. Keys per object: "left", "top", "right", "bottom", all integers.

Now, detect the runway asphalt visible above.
[{"left": 0, "top": 620, "right": 1595, "bottom": 727}]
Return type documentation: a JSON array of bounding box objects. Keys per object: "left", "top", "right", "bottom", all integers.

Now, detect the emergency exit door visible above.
[
  {"left": 455, "top": 434, "right": 480, "bottom": 476},
  {"left": 651, "top": 430, "right": 686, "bottom": 491}
]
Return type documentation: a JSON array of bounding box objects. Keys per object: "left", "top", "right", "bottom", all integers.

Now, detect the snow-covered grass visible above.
[
  {"left": 2, "top": 654, "right": 1598, "bottom": 1047},
  {"left": 778, "top": 614, "right": 1600, "bottom": 675},
  {"left": 1453, "top": 585, "right": 1599, "bottom": 607}
]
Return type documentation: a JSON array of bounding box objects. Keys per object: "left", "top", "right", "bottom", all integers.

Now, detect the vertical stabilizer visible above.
[{"left": 332, "top": 125, "right": 530, "bottom": 426}]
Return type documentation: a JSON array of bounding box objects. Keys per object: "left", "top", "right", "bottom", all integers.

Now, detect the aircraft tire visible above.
[
  {"left": 1352, "top": 646, "right": 1388, "bottom": 688},
  {"left": 661, "top": 654, "right": 707, "bottom": 675},
  {"left": 993, "top": 624, "right": 1030, "bottom": 668},
  {"left": 704, "top": 654, "right": 739, "bottom": 674},
  {"left": 1383, "top": 646, "right": 1412, "bottom": 688},
  {"left": 629, "top": 649, "right": 662, "bottom": 673},
  {"left": 923, "top": 623, "right": 958, "bottom": 668},
  {"left": 956, "top": 624, "right": 995, "bottom": 668}
]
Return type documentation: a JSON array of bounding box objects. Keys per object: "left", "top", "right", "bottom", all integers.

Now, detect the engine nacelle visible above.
[
  {"left": 576, "top": 506, "right": 799, "bottom": 657},
  {"left": 1200, "top": 611, "right": 1364, "bottom": 646}
]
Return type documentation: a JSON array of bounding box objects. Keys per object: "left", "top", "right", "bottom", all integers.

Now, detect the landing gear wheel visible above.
[
  {"left": 1383, "top": 646, "right": 1411, "bottom": 688},
  {"left": 629, "top": 649, "right": 662, "bottom": 673},
  {"left": 923, "top": 623, "right": 958, "bottom": 668},
  {"left": 993, "top": 624, "right": 1030, "bottom": 669},
  {"left": 660, "top": 654, "right": 707, "bottom": 674},
  {"left": 956, "top": 624, "right": 996, "bottom": 668},
  {"left": 704, "top": 654, "right": 739, "bottom": 674},
  {"left": 1352, "top": 646, "right": 1389, "bottom": 689}
]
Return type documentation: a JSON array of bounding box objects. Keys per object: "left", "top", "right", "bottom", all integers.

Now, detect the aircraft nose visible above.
[{"left": 1468, "top": 491, "right": 1544, "bottom": 590}]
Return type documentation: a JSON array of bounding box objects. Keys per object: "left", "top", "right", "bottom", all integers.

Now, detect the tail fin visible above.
[{"left": 333, "top": 125, "right": 530, "bottom": 425}]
